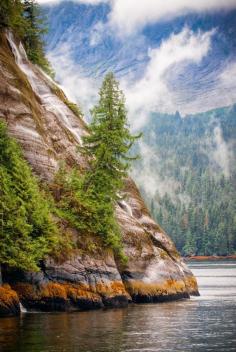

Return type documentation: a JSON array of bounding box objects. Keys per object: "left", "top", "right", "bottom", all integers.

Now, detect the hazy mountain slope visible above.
[{"left": 133, "top": 107, "right": 236, "bottom": 256}]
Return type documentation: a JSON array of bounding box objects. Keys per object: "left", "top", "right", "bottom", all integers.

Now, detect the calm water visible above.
[{"left": 0, "top": 260, "right": 236, "bottom": 352}]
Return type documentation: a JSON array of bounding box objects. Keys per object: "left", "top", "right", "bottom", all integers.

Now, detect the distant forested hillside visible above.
[{"left": 133, "top": 105, "right": 236, "bottom": 256}]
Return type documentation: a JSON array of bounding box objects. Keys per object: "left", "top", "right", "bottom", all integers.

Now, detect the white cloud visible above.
[
  {"left": 212, "top": 126, "right": 232, "bottom": 177},
  {"left": 38, "top": 0, "right": 236, "bottom": 36},
  {"left": 109, "top": 0, "right": 236, "bottom": 36},
  {"left": 131, "top": 142, "right": 171, "bottom": 196},
  {"left": 220, "top": 61, "right": 236, "bottom": 83},
  {"left": 121, "top": 27, "right": 214, "bottom": 129},
  {"left": 131, "top": 140, "right": 189, "bottom": 202},
  {"left": 202, "top": 123, "right": 234, "bottom": 178}
]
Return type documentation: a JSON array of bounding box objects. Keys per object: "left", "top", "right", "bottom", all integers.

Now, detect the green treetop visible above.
[{"left": 82, "top": 72, "right": 140, "bottom": 200}]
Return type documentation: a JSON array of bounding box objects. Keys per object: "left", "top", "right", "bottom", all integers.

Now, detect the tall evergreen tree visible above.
[
  {"left": 80, "top": 72, "right": 141, "bottom": 252},
  {"left": 82, "top": 73, "right": 140, "bottom": 199}
]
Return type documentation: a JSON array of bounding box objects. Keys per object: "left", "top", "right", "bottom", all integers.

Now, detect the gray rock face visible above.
[{"left": 0, "top": 31, "right": 198, "bottom": 314}]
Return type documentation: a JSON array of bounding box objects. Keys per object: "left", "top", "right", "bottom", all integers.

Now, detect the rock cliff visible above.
[{"left": 0, "top": 30, "right": 199, "bottom": 316}]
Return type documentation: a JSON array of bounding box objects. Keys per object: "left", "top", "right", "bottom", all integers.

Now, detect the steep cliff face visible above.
[{"left": 0, "top": 31, "right": 198, "bottom": 315}]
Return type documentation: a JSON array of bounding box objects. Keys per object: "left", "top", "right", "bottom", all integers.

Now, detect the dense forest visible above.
[{"left": 133, "top": 106, "right": 236, "bottom": 256}]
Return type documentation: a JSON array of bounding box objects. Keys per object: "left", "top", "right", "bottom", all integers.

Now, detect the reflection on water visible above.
[{"left": 0, "top": 261, "right": 236, "bottom": 352}]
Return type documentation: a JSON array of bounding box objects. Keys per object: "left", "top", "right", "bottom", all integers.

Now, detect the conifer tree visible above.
[
  {"left": 78, "top": 73, "right": 141, "bottom": 253},
  {"left": 82, "top": 73, "right": 140, "bottom": 198},
  {"left": 0, "top": 121, "right": 58, "bottom": 272}
]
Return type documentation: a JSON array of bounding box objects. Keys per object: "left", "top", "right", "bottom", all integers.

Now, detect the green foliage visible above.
[
  {"left": 53, "top": 167, "right": 123, "bottom": 254},
  {"left": 0, "top": 0, "right": 26, "bottom": 35},
  {"left": 55, "top": 73, "right": 140, "bottom": 260},
  {"left": 0, "top": 0, "right": 54, "bottom": 77},
  {"left": 0, "top": 120, "right": 58, "bottom": 271},
  {"left": 134, "top": 105, "right": 236, "bottom": 256},
  {"left": 82, "top": 73, "right": 140, "bottom": 198},
  {"left": 183, "top": 230, "right": 197, "bottom": 256}
]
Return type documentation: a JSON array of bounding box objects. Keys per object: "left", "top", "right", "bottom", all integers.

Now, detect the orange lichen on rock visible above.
[
  {"left": 13, "top": 282, "right": 125, "bottom": 302},
  {"left": 184, "top": 276, "right": 199, "bottom": 295},
  {"left": 65, "top": 284, "right": 101, "bottom": 302},
  {"left": 41, "top": 283, "right": 67, "bottom": 300},
  {"left": 95, "top": 281, "right": 129, "bottom": 298},
  {"left": 0, "top": 284, "right": 19, "bottom": 314},
  {"left": 124, "top": 279, "right": 187, "bottom": 297},
  {"left": 39, "top": 281, "right": 128, "bottom": 301}
]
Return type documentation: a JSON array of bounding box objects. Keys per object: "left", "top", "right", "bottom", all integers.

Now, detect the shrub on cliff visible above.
[{"left": 0, "top": 120, "right": 58, "bottom": 271}]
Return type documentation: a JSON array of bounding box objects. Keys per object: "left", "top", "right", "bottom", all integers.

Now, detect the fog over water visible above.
[{"left": 0, "top": 260, "right": 236, "bottom": 352}]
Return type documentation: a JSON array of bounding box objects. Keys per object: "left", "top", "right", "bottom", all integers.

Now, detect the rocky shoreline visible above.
[
  {"left": 0, "top": 251, "right": 199, "bottom": 317},
  {"left": 185, "top": 255, "right": 236, "bottom": 261},
  {"left": 0, "top": 281, "right": 197, "bottom": 317}
]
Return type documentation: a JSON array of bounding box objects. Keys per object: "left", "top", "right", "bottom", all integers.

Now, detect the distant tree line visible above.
[
  {"left": 135, "top": 106, "right": 236, "bottom": 256},
  {"left": 153, "top": 172, "right": 236, "bottom": 256}
]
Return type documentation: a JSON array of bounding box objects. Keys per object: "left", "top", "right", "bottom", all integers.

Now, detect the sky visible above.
[{"left": 39, "top": 0, "right": 236, "bottom": 129}]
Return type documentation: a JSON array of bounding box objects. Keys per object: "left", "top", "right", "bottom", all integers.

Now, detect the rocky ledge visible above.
[{"left": 0, "top": 31, "right": 199, "bottom": 317}]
